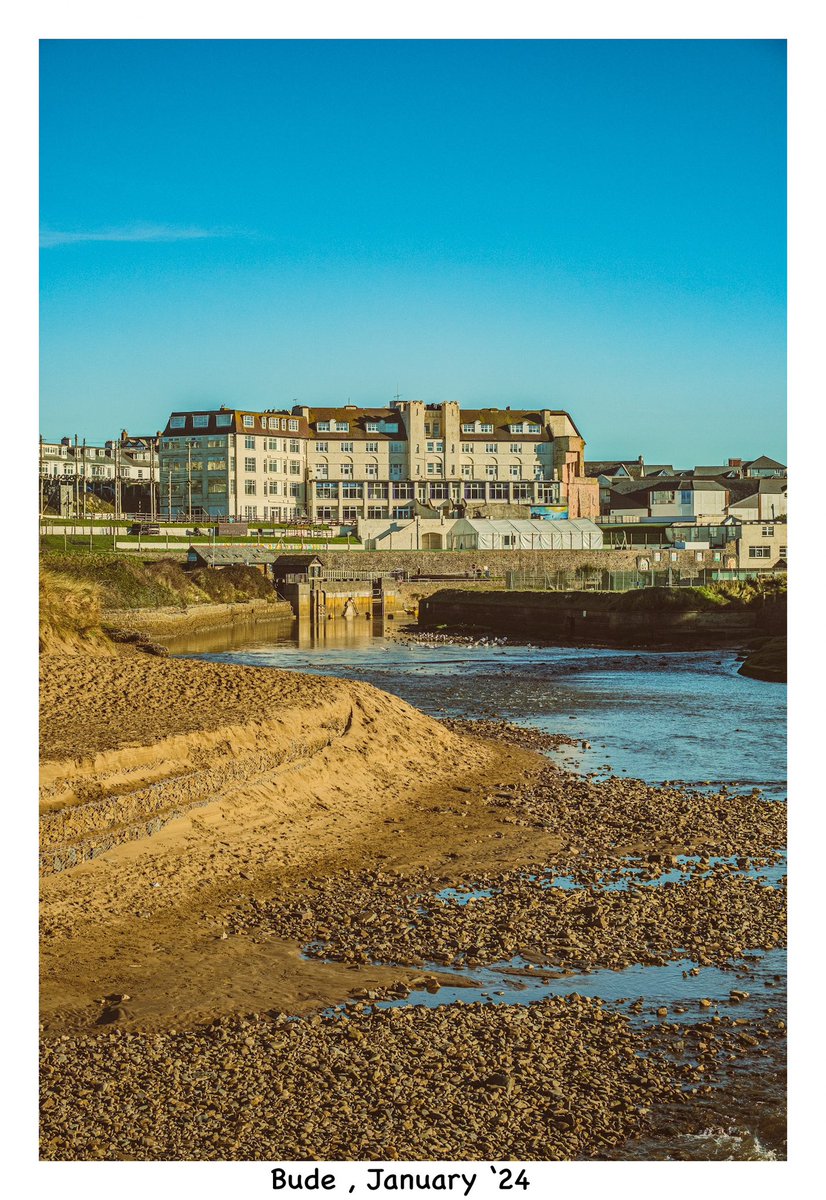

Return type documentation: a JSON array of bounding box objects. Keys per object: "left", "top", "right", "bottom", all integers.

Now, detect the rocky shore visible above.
[{"left": 39, "top": 648, "right": 787, "bottom": 1161}]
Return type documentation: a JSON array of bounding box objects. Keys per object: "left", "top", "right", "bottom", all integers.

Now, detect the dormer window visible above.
[
  {"left": 169, "top": 416, "right": 186, "bottom": 429},
  {"left": 242, "top": 415, "right": 254, "bottom": 428},
  {"left": 510, "top": 422, "right": 524, "bottom": 434},
  {"left": 480, "top": 423, "right": 494, "bottom": 434},
  {"left": 527, "top": 422, "right": 542, "bottom": 434},
  {"left": 366, "top": 421, "right": 379, "bottom": 432},
  {"left": 317, "top": 421, "right": 331, "bottom": 432},
  {"left": 193, "top": 415, "right": 209, "bottom": 428},
  {"left": 461, "top": 423, "right": 474, "bottom": 434},
  {"left": 216, "top": 413, "right": 232, "bottom": 427},
  {"left": 335, "top": 421, "right": 350, "bottom": 432}
]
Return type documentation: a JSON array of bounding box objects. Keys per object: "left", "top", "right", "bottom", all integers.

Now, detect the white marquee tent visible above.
[{"left": 445, "top": 518, "right": 603, "bottom": 551}]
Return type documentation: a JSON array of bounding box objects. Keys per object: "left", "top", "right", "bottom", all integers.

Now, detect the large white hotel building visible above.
[{"left": 157, "top": 400, "right": 596, "bottom": 523}]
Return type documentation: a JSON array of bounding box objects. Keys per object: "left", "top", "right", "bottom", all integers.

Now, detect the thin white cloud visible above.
[{"left": 39, "top": 224, "right": 241, "bottom": 249}]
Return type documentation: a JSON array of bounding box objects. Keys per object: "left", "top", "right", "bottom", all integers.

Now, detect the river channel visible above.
[{"left": 175, "top": 619, "right": 787, "bottom": 1162}]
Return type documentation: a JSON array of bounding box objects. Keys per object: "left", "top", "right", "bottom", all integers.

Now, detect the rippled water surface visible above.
[
  {"left": 182, "top": 621, "right": 787, "bottom": 1160},
  {"left": 187, "top": 623, "right": 786, "bottom": 799}
]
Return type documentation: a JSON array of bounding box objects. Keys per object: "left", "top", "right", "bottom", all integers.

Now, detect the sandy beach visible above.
[{"left": 39, "top": 638, "right": 786, "bottom": 1160}]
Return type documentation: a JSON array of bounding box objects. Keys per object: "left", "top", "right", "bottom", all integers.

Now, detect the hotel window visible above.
[
  {"left": 461, "top": 423, "right": 474, "bottom": 434},
  {"left": 289, "top": 483, "right": 301, "bottom": 497},
  {"left": 343, "top": 482, "right": 363, "bottom": 498},
  {"left": 390, "top": 441, "right": 405, "bottom": 454},
  {"left": 245, "top": 436, "right": 256, "bottom": 450},
  {"left": 526, "top": 423, "right": 541, "bottom": 434},
  {"left": 341, "top": 463, "right": 353, "bottom": 478},
  {"left": 265, "top": 437, "right": 278, "bottom": 451},
  {"left": 244, "top": 457, "right": 256, "bottom": 472},
  {"left": 485, "top": 465, "right": 498, "bottom": 479},
  {"left": 317, "top": 421, "right": 331, "bottom": 432},
  {"left": 316, "top": 463, "right": 328, "bottom": 479},
  {"left": 340, "top": 441, "right": 354, "bottom": 454},
  {"left": 485, "top": 443, "right": 497, "bottom": 454},
  {"left": 216, "top": 413, "right": 233, "bottom": 427},
  {"left": 429, "top": 483, "right": 448, "bottom": 499},
  {"left": 510, "top": 443, "right": 522, "bottom": 454},
  {"left": 461, "top": 464, "right": 473, "bottom": 478},
  {"left": 461, "top": 443, "right": 474, "bottom": 454},
  {"left": 749, "top": 546, "right": 771, "bottom": 559},
  {"left": 244, "top": 480, "right": 256, "bottom": 495},
  {"left": 490, "top": 483, "right": 508, "bottom": 500},
  {"left": 366, "top": 421, "right": 379, "bottom": 433},
  {"left": 243, "top": 505, "right": 257, "bottom": 518},
  {"left": 480, "top": 423, "right": 494, "bottom": 434},
  {"left": 290, "top": 460, "right": 301, "bottom": 475},
  {"left": 464, "top": 483, "right": 484, "bottom": 500},
  {"left": 335, "top": 421, "right": 350, "bottom": 432},
  {"left": 510, "top": 423, "right": 524, "bottom": 434},
  {"left": 316, "top": 442, "right": 329, "bottom": 454},
  {"left": 281, "top": 419, "right": 288, "bottom": 430},
  {"left": 392, "top": 482, "right": 413, "bottom": 499},
  {"left": 289, "top": 439, "right": 301, "bottom": 454},
  {"left": 780, "top": 545, "right": 787, "bottom": 557},
  {"left": 367, "top": 483, "right": 388, "bottom": 499},
  {"left": 389, "top": 463, "right": 402, "bottom": 479},
  {"left": 366, "top": 441, "right": 379, "bottom": 453},
  {"left": 342, "top": 506, "right": 358, "bottom": 522},
  {"left": 510, "top": 464, "right": 522, "bottom": 478},
  {"left": 267, "top": 417, "right": 279, "bottom": 430},
  {"left": 681, "top": 491, "right": 693, "bottom": 505},
  {"left": 512, "top": 484, "right": 531, "bottom": 501},
  {"left": 169, "top": 416, "right": 186, "bottom": 429},
  {"left": 242, "top": 415, "right": 254, "bottom": 428},
  {"left": 317, "top": 506, "right": 334, "bottom": 521},
  {"left": 316, "top": 482, "right": 338, "bottom": 498},
  {"left": 367, "top": 506, "right": 387, "bottom": 519},
  {"left": 426, "top": 461, "right": 443, "bottom": 476},
  {"left": 393, "top": 505, "right": 413, "bottom": 519},
  {"left": 761, "top": 525, "right": 775, "bottom": 537},
  {"left": 193, "top": 415, "right": 209, "bottom": 428},
  {"left": 534, "top": 467, "right": 545, "bottom": 480},
  {"left": 366, "top": 463, "right": 378, "bottom": 478},
  {"left": 288, "top": 419, "right": 299, "bottom": 431},
  {"left": 268, "top": 480, "right": 280, "bottom": 495}
]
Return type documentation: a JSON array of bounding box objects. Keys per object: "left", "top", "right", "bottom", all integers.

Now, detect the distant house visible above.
[
  {"left": 742, "top": 455, "right": 786, "bottom": 478},
  {"left": 584, "top": 460, "right": 675, "bottom": 513},
  {"left": 605, "top": 477, "right": 729, "bottom": 522},
  {"left": 725, "top": 479, "right": 787, "bottom": 522},
  {"left": 733, "top": 520, "right": 788, "bottom": 570}
]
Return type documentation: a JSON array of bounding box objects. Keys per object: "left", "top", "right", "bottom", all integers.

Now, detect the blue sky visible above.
[{"left": 39, "top": 39, "right": 786, "bottom": 462}]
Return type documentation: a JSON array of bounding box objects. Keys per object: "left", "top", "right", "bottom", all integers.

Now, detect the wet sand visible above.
[{"left": 39, "top": 650, "right": 786, "bottom": 1160}]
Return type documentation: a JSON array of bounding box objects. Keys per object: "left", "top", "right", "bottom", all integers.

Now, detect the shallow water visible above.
[
  {"left": 188, "top": 626, "right": 787, "bottom": 800},
  {"left": 183, "top": 622, "right": 787, "bottom": 1160}
]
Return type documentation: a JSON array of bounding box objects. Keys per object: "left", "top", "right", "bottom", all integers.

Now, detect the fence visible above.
[
  {"left": 282, "top": 569, "right": 391, "bottom": 585},
  {"left": 505, "top": 567, "right": 784, "bottom": 592}
]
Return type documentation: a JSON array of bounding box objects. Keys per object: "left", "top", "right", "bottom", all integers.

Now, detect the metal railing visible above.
[{"left": 504, "top": 567, "right": 786, "bottom": 591}]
